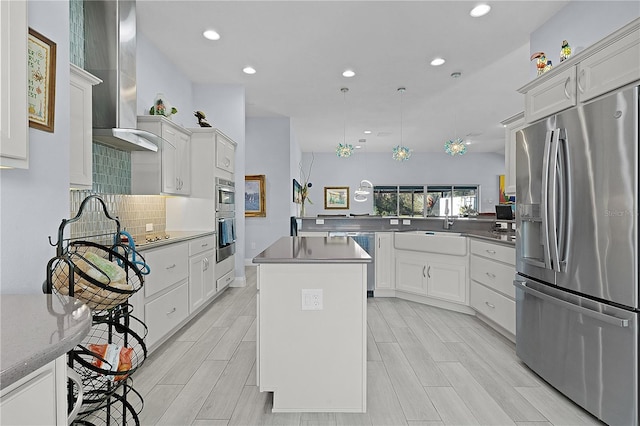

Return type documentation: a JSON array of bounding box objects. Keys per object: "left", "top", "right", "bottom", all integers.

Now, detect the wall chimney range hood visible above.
[{"left": 85, "top": 0, "right": 158, "bottom": 152}]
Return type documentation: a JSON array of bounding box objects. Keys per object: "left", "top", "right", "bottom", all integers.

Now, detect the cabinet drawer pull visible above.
[
  {"left": 485, "top": 249, "right": 496, "bottom": 255},
  {"left": 166, "top": 263, "right": 176, "bottom": 270},
  {"left": 201, "top": 243, "right": 209, "bottom": 247},
  {"left": 166, "top": 307, "right": 177, "bottom": 315},
  {"left": 485, "top": 272, "right": 496, "bottom": 279},
  {"left": 485, "top": 301, "right": 496, "bottom": 309}
]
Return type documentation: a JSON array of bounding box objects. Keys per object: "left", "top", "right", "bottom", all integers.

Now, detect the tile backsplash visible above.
[
  {"left": 69, "top": 191, "right": 166, "bottom": 243},
  {"left": 93, "top": 143, "right": 132, "bottom": 194}
]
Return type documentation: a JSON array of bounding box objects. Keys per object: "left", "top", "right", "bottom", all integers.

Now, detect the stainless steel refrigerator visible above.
[{"left": 514, "top": 84, "right": 638, "bottom": 426}]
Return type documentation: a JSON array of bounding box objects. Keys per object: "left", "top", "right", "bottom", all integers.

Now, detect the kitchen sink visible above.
[{"left": 394, "top": 231, "right": 467, "bottom": 255}]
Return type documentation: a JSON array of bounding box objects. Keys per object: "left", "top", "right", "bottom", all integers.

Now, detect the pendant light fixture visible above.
[
  {"left": 393, "top": 87, "right": 412, "bottom": 161},
  {"left": 336, "top": 88, "right": 354, "bottom": 158},
  {"left": 444, "top": 72, "right": 467, "bottom": 156}
]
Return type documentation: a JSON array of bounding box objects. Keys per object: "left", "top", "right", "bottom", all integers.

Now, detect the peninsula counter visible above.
[{"left": 253, "top": 236, "right": 371, "bottom": 413}]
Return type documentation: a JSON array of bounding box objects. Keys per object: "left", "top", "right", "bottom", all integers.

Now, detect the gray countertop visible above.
[
  {"left": 465, "top": 230, "right": 516, "bottom": 246},
  {"left": 135, "top": 230, "right": 215, "bottom": 251},
  {"left": 253, "top": 236, "right": 372, "bottom": 264},
  {"left": 0, "top": 294, "right": 91, "bottom": 389}
]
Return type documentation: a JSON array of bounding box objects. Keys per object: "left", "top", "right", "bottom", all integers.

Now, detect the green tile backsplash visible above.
[
  {"left": 93, "top": 143, "right": 132, "bottom": 194},
  {"left": 69, "top": 0, "right": 84, "bottom": 68}
]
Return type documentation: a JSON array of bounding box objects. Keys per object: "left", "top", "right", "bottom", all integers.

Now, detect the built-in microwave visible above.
[{"left": 215, "top": 177, "right": 235, "bottom": 212}]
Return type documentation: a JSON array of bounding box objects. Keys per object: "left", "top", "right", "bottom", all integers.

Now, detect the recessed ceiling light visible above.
[
  {"left": 430, "top": 57, "right": 446, "bottom": 66},
  {"left": 342, "top": 69, "right": 355, "bottom": 78},
  {"left": 243, "top": 66, "right": 256, "bottom": 75},
  {"left": 470, "top": 4, "right": 491, "bottom": 18},
  {"left": 363, "top": 130, "right": 372, "bottom": 134},
  {"left": 203, "top": 30, "right": 220, "bottom": 40}
]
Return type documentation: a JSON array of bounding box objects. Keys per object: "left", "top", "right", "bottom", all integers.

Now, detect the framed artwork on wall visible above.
[
  {"left": 293, "top": 179, "right": 302, "bottom": 204},
  {"left": 324, "top": 186, "right": 350, "bottom": 210},
  {"left": 28, "top": 28, "right": 56, "bottom": 132},
  {"left": 245, "top": 175, "right": 266, "bottom": 217}
]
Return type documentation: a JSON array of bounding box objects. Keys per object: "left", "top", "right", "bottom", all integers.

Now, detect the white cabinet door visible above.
[
  {"left": 0, "top": 0, "right": 28, "bottom": 169},
  {"left": 577, "top": 28, "right": 640, "bottom": 103},
  {"left": 161, "top": 127, "right": 178, "bottom": 194},
  {"left": 501, "top": 112, "right": 524, "bottom": 196},
  {"left": 69, "top": 64, "right": 101, "bottom": 189},
  {"left": 375, "top": 233, "right": 393, "bottom": 290},
  {"left": 175, "top": 131, "right": 191, "bottom": 194},
  {"left": 395, "top": 251, "right": 427, "bottom": 295},
  {"left": 189, "top": 249, "right": 215, "bottom": 313},
  {"left": 524, "top": 67, "right": 576, "bottom": 123},
  {"left": 426, "top": 260, "right": 467, "bottom": 304},
  {"left": 145, "top": 281, "right": 189, "bottom": 349},
  {"left": 216, "top": 134, "right": 235, "bottom": 174},
  {"left": 142, "top": 242, "right": 189, "bottom": 299},
  {"left": 0, "top": 357, "right": 67, "bottom": 425}
]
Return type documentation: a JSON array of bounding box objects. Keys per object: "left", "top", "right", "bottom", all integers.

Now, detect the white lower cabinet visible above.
[
  {"left": 135, "top": 235, "right": 226, "bottom": 353},
  {"left": 0, "top": 357, "right": 70, "bottom": 425},
  {"left": 395, "top": 250, "right": 468, "bottom": 306},
  {"left": 469, "top": 239, "right": 516, "bottom": 340},
  {"left": 145, "top": 282, "right": 190, "bottom": 349},
  {"left": 374, "top": 232, "right": 393, "bottom": 293},
  {"left": 189, "top": 236, "right": 216, "bottom": 313}
]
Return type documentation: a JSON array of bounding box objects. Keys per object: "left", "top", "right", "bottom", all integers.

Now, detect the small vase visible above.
[{"left": 300, "top": 202, "right": 306, "bottom": 217}]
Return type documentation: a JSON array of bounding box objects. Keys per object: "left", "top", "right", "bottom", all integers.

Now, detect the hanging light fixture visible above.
[
  {"left": 444, "top": 138, "right": 467, "bottom": 156},
  {"left": 335, "top": 88, "right": 354, "bottom": 158},
  {"left": 393, "top": 87, "right": 412, "bottom": 161},
  {"left": 444, "top": 72, "right": 467, "bottom": 156}
]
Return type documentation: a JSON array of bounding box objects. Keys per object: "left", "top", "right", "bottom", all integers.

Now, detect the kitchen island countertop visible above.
[
  {"left": 253, "top": 236, "right": 372, "bottom": 264},
  {"left": 0, "top": 294, "right": 91, "bottom": 389}
]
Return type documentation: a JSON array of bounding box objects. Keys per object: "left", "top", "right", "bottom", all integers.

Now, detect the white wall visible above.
[
  {"left": 137, "top": 33, "right": 194, "bottom": 128},
  {"left": 529, "top": 2, "right": 640, "bottom": 79},
  {"left": 1, "top": 1, "right": 70, "bottom": 294},
  {"left": 245, "top": 117, "right": 291, "bottom": 260},
  {"left": 299, "top": 151, "right": 505, "bottom": 217}
]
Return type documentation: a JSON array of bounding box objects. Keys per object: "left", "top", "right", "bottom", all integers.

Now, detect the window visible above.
[{"left": 374, "top": 184, "right": 479, "bottom": 217}]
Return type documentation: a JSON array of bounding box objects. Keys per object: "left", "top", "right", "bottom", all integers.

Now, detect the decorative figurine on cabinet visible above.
[
  {"left": 560, "top": 40, "right": 572, "bottom": 62},
  {"left": 194, "top": 110, "right": 212, "bottom": 127},
  {"left": 530, "top": 51, "right": 548, "bottom": 76}
]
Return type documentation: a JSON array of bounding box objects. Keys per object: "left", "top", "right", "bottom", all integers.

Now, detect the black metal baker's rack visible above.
[{"left": 44, "top": 195, "right": 148, "bottom": 425}]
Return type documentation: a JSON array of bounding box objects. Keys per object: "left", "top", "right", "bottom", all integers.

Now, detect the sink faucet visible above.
[{"left": 444, "top": 200, "right": 454, "bottom": 230}]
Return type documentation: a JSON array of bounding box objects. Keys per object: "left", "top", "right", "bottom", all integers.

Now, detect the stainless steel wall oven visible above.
[{"left": 215, "top": 177, "right": 235, "bottom": 212}]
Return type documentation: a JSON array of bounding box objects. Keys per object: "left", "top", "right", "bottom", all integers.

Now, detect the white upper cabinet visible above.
[
  {"left": 0, "top": 0, "right": 29, "bottom": 169},
  {"left": 69, "top": 64, "right": 101, "bottom": 189},
  {"left": 501, "top": 112, "right": 524, "bottom": 196},
  {"left": 132, "top": 116, "right": 192, "bottom": 196},
  {"left": 215, "top": 132, "right": 236, "bottom": 175},
  {"left": 520, "top": 18, "right": 640, "bottom": 123}
]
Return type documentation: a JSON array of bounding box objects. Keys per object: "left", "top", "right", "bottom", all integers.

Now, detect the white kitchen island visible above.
[{"left": 253, "top": 236, "right": 371, "bottom": 413}]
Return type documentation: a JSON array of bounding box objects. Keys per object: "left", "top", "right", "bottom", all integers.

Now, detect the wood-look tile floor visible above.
[{"left": 134, "top": 267, "right": 603, "bottom": 426}]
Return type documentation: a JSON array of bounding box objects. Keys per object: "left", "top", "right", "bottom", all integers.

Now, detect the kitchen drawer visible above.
[
  {"left": 470, "top": 255, "right": 516, "bottom": 299},
  {"left": 145, "top": 281, "right": 189, "bottom": 348},
  {"left": 217, "top": 268, "right": 235, "bottom": 291},
  {"left": 143, "top": 243, "right": 189, "bottom": 298},
  {"left": 189, "top": 235, "right": 216, "bottom": 256},
  {"left": 470, "top": 239, "right": 515, "bottom": 265},
  {"left": 470, "top": 281, "right": 515, "bottom": 336}
]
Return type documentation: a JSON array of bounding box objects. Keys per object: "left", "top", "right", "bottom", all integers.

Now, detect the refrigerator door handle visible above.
[
  {"left": 541, "top": 129, "right": 554, "bottom": 270},
  {"left": 514, "top": 280, "right": 629, "bottom": 328},
  {"left": 547, "top": 129, "right": 561, "bottom": 272},
  {"left": 556, "top": 129, "right": 569, "bottom": 271}
]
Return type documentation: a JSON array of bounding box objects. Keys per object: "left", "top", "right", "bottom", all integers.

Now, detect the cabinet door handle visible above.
[
  {"left": 577, "top": 69, "right": 586, "bottom": 94},
  {"left": 166, "top": 307, "right": 177, "bottom": 315},
  {"left": 224, "top": 158, "right": 230, "bottom": 167},
  {"left": 485, "top": 249, "right": 496, "bottom": 255},
  {"left": 422, "top": 266, "right": 426, "bottom": 278},
  {"left": 485, "top": 301, "right": 496, "bottom": 309},
  {"left": 166, "top": 263, "right": 176, "bottom": 270},
  {"left": 563, "top": 76, "right": 572, "bottom": 99},
  {"left": 427, "top": 266, "right": 431, "bottom": 278},
  {"left": 486, "top": 272, "right": 496, "bottom": 279},
  {"left": 203, "top": 258, "right": 209, "bottom": 271}
]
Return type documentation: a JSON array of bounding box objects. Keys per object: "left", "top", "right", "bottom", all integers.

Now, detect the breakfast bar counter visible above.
[{"left": 253, "top": 236, "right": 371, "bottom": 413}]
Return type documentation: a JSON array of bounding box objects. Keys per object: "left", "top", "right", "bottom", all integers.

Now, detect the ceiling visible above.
[{"left": 137, "top": 1, "right": 569, "bottom": 154}]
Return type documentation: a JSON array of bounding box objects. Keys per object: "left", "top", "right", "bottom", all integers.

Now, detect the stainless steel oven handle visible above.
[{"left": 514, "top": 280, "right": 629, "bottom": 327}]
